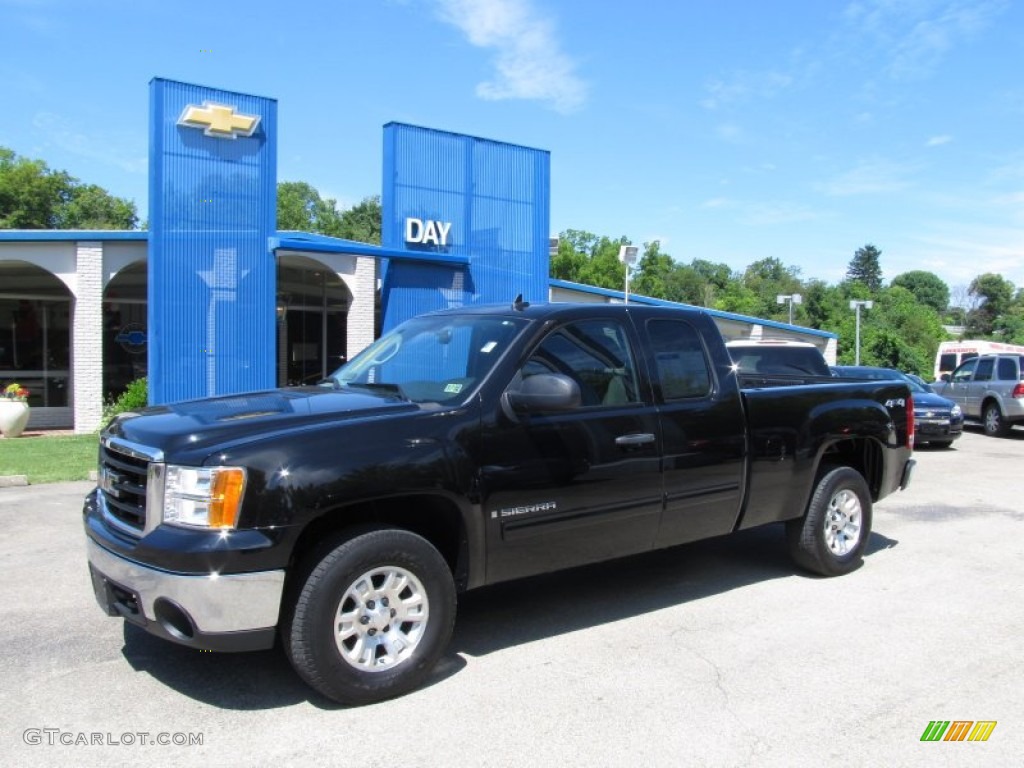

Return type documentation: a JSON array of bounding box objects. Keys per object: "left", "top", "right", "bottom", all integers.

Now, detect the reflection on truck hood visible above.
[{"left": 106, "top": 387, "right": 421, "bottom": 459}]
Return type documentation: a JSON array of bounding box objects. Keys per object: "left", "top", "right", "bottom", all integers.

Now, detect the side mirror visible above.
[
  {"left": 940, "top": 374, "right": 951, "bottom": 383},
  {"left": 505, "top": 373, "right": 581, "bottom": 413}
]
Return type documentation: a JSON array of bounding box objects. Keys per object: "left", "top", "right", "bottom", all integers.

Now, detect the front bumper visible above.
[
  {"left": 915, "top": 417, "right": 963, "bottom": 442},
  {"left": 87, "top": 538, "right": 284, "bottom": 652}
]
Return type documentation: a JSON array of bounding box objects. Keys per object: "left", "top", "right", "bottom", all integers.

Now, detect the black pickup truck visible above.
[{"left": 84, "top": 301, "right": 915, "bottom": 704}]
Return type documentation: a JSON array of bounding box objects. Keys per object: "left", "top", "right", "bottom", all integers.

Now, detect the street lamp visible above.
[
  {"left": 849, "top": 300, "right": 873, "bottom": 365},
  {"left": 776, "top": 293, "right": 802, "bottom": 325},
  {"left": 619, "top": 245, "right": 639, "bottom": 303}
]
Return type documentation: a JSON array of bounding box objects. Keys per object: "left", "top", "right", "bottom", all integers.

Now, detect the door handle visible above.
[{"left": 615, "top": 433, "right": 656, "bottom": 447}]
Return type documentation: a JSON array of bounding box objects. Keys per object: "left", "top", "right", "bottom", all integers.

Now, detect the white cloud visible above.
[
  {"left": 701, "top": 70, "right": 794, "bottom": 111},
  {"left": 700, "top": 197, "right": 733, "bottom": 209},
  {"left": 819, "top": 158, "right": 917, "bottom": 196},
  {"left": 716, "top": 122, "right": 743, "bottom": 142},
  {"left": 699, "top": 197, "right": 824, "bottom": 226},
  {"left": 910, "top": 226, "right": 1024, "bottom": 286},
  {"left": 741, "top": 202, "right": 824, "bottom": 226},
  {"left": 32, "top": 112, "right": 147, "bottom": 174},
  {"left": 926, "top": 134, "right": 952, "bottom": 147},
  {"left": 843, "top": 0, "right": 1008, "bottom": 80},
  {"left": 435, "top": 0, "right": 587, "bottom": 113}
]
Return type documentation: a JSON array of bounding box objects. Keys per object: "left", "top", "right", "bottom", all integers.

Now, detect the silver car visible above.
[{"left": 932, "top": 354, "right": 1024, "bottom": 437}]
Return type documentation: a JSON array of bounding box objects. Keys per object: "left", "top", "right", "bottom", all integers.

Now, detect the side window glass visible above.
[
  {"left": 997, "top": 358, "right": 1016, "bottom": 381},
  {"left": 951, "top": 359, "right": 977, "bottom": 383},
  {"left": 646, "top": 319, "right": 711, "bottom": 400},
  {"left": 975, "top": 358, "right": 994, "bottom": 381},
  {"left": 524, "top": 320, "right": 640, "bottom": 407}
]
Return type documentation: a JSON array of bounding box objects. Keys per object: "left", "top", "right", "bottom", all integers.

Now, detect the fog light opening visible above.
[{"left": 154, "top": 598, "right": 195, "bottom": 640}]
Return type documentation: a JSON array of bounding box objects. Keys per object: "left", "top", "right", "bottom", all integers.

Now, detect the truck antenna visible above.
[{"left": 513, "top": 293, "right": 530, "bottom": 311}]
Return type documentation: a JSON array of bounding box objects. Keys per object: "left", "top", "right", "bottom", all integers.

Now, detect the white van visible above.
[{"left": 934, "top": 340, "right": 1024, "bottom": 381}]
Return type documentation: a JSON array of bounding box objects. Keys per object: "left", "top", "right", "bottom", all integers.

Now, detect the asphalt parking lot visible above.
[{"left": 2, "top": 427, "right": 1021, "bottom": 767}]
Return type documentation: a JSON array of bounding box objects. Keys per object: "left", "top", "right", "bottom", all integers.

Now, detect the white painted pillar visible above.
[{"left": 73, "top": 242, "right": 104, "bottom": 433}]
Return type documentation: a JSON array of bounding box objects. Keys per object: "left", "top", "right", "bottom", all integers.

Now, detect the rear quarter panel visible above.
[{"left": 737, "top": 380, "right": 912, "bottom": 530}]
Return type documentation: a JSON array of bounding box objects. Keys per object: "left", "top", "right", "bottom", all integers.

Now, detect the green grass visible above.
[{"left": 0, "top": 433, "right": 99, "bottom": 484}]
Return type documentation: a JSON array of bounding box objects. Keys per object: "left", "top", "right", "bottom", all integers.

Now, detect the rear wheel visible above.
[
  {"left": 787, "top": 466, "right": 872, "bottom": 576},
  {"left": 284, "top": 528, "right": 456, "bottom": 705},
  {"left": 983, "top": 402, "right": 1010, "bottom": 437}
]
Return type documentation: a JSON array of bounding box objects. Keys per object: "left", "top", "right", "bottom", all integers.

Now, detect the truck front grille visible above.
[{"left": 98, "top": 438, "right": 162, "bottom": 536}]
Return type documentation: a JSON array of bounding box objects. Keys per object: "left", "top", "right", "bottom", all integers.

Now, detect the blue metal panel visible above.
[
  {"left": 381, "top": 123, "right": 550, "bottom": 332},
  {"left": 148, "top": 79, "right": 277, "bottom": 405}
]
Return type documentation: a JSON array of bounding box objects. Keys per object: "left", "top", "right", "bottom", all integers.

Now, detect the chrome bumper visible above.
[{"left": 86, "top": 538, "right": 284, "bottom": 636}]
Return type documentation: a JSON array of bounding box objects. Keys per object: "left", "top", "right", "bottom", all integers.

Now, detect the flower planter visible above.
[{"left": 0, "top": 401, "right": 30, "bottom": 438}]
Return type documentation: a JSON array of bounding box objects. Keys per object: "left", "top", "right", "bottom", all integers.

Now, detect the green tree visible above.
[
  {"left": 338, "top": 195, "right": 381, "bottom": 244},
  {"left": 276, "top": 181, "right": 345, "bottom": 235},
  {"left": 550, "top": 229, "right": 630, "bottom": 291},
  {"left": 631, "top": 241, "right": 676, "bottom": 299},
  {"left": 742, "top": 257, "right": 804, "bottom": 321},
  {"left": 890, "top": 270, "right": 949, "bottom": 315},
  {"left": 0, "top": 148, "right": 69, "bottom": 228},
  {"left": 0, "top": 146, "right": 137, "bottom": 229},
  {"left": 57, "top": 183, "right": 138, "bottom": 229},
  {"left": 966, "top": 273, "right": 1014, "bottom": 336},
  {"left": 846, "top": 244, "right": 883, "bottom": 292}
]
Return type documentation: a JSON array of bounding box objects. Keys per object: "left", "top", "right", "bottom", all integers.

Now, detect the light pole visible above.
[
  {"left": 776, "top": 293, "right": 802, "bottom": 325},
  {"left": 849, "top": 300, "right": 873, "bottom": 365},
  {"left": 619, "top": 245, "right": 638, "bottom": 303}
]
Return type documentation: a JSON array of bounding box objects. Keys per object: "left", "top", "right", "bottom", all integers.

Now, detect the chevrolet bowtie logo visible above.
[{"left": 177, "top": 101, "right": 260, "bottom": 139}]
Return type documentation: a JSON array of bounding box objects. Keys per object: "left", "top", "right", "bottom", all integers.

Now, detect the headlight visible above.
[
  {"left": 950, "top": 404, "right": 962, "bottom": 418},
  {"left": 163, "top": 465, "right": 246, "bottom": 529}
]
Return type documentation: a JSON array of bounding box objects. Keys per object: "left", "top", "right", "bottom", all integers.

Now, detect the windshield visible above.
[{"left": 326, "top": 314, "right": 528, "bottom": 404}]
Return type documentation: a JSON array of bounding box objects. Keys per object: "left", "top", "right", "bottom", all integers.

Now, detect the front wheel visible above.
[
  {"left": 983, "top": 402, "right": 1010, "bottom": 437},
  {"left": 284, "top": 528, "right": 456, "bottom": 705},
  {"left": 787, "top": 466, "right": 872, "bottom": 577}
]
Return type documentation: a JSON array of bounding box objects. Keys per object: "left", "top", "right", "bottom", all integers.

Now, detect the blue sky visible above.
[{"left": 2, "top": 0, "right": 1022, "bottom": 294}]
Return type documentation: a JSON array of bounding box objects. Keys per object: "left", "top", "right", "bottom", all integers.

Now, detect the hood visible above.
[
  {"left": 107, "top": 386, "right": 421, "bottom": 460},
  {"left": 912, "top": 390, "right": 956, "bottom": 410}
]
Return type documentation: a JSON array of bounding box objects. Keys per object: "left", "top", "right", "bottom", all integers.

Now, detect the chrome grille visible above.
[{"left": 98, "top": 438, "right": 161, "bottom": 535}]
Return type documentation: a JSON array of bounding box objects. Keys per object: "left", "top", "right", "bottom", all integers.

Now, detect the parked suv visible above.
[{"left": 933, "top": 354, "right": 1024, "bottom": 437}]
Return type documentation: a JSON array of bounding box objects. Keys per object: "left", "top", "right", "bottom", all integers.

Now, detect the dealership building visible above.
[{"left": 0, "top": 78, "right": 836, "bottom": 433}]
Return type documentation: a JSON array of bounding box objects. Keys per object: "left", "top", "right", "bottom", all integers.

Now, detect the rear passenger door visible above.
[{"left": 645, "top": 318, "right": 747, "bottom": 547}]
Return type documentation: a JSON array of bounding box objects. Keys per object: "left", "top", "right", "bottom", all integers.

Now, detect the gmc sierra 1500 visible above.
[{"left": 84, "top": 300, "right": 915, "bottom": 704}]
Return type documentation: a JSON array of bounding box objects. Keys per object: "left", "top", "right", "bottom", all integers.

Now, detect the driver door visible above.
[{"left": 476, "top": 317, "right": 664, "bottom": 584}]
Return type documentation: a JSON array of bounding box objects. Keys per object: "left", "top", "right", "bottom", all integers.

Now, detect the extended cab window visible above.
[
  {"left": 524, "top": 320, "right": 640, "bottom": 407},
  {"left": 647, "top": 319, "right": 711, "bottom": 400}
]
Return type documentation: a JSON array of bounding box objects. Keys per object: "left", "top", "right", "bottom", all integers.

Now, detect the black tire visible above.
[
  {"left": 284, "top": 528, "right": 456, "bottom": 705},
  {"left": 932, "top": 440, "right": 953, "bottom": 449},
  {"left": 983, "top": 402, "right": 1010, "bottom": 437},
  {"left": 786, "top": 465, "right": 872, "bottom": 577}
]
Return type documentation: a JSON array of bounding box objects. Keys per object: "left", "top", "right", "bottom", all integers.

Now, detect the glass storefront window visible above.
[{"left": 0, "top": 297, "right": 71, "bottom": 408}]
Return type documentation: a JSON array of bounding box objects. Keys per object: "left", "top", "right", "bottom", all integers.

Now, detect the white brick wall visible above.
[
  {"left": 73, "top": 242, "right": 104, "bottom": 433},
  {"left": 347, "top": 255, "right": 377, "bottom": 358}
]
